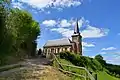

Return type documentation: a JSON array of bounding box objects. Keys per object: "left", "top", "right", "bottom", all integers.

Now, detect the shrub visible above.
[{"left": 59, "top": 51, "right": 103, "bottom": 71}]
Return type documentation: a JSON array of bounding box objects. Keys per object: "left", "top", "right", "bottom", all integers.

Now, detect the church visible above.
[{"left": 43, "top": 20, "right": 82, "bottom": 58}]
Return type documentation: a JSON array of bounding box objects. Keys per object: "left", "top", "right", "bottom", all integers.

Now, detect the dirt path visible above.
[
  {"left": 0, "top": 57, "right": 50, "bottom": 77},
  {"left": 0, "top": 57, "right": 71, "bottom": 80}
]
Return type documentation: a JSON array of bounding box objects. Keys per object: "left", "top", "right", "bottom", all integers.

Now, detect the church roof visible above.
[{"left": 44, "top": 38, "right": 72, "bottom": 47}]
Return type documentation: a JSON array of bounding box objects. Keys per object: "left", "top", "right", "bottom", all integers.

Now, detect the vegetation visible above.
[
  {"left": 59, "top": 51, "right": 103, "bottom": 72},
  {"left": 0, "top": 1, "right": 40, "bottom": 66},
  {"left": 97, "top": 71, "right": 119, "bottom": 80},
  {"left": 55, "top": 51, "right": 120, "bottom": 79}
]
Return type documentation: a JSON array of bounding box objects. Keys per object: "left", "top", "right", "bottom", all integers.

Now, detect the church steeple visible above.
[
  {"left": 72, "top": 18, "right": 82, "bottom": 55},
  {"left": 74, "top": 19, "right": 79, "bottom": 34}
]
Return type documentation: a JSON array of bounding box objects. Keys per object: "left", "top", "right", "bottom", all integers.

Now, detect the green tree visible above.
[
  {"left": 95, "top": 54, "right": 106, "bottom": 67},
  {"left": 0, "top": 2, "right": 40, "bottom": 65}
]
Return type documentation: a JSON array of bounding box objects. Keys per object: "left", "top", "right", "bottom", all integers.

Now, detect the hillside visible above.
[
  {"left": 57, "top": 58, "right": 119, "bottom": 80},
  {"left": 53, "top": 51, "right": 120, "bottom": 80},
  {"left": 97, "top": 71, "right": 119, "bottom": 80}
]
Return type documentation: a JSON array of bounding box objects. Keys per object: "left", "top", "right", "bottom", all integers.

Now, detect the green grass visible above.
[
  {"left": 57, "top": 59, "right": 87, "bottom": 80},
  {"left": 97, "top": 71, "right": 120, "bottom": 80},
  {"left": 57, "top": 59, "right": 120, "bottom": 80}
]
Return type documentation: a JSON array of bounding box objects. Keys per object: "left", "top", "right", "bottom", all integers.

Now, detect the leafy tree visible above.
[
  {"left": 95, "top": 54, "right": 106, "bottom": 67},
  {"left": 0, "top": 1, "right": 40, "bottom": 65}
]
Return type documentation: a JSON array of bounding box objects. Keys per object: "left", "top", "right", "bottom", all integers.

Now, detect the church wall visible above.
[{"left": 43, "top": 45, "right": 72, "bottom": 55}]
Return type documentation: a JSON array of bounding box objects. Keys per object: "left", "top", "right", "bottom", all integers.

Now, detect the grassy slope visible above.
[
  {"left": 97, "top": 71, "right": 119, "bottom": 80},
  {"left": 59, "top": 59, "right": 120, "bottom": 80}
]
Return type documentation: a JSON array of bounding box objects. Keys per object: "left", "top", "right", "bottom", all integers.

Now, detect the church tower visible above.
[{"left": 71, "top": 19, "right": 82, "bottom": 55}]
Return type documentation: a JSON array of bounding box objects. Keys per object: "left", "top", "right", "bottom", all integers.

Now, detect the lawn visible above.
[{"left": 97, "top": 71, "right": 120, "bottom": 80}]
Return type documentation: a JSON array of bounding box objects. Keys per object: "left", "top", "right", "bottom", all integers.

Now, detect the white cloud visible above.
[
  {"left": 43, "top": 18, "right": 109, "bottom": 39},
  {"left": 103, "top": 54, "right": 120, "bottom": 65},
  {"left": 101, "top": 47, "right": 116, "bottom": 51},
  {"left": 82, "top": 42, "right": 95, "bottom": 47},
  {"left": 60, "top": 19, "right": 71, "bottom": 27},
  {"left": 51, "top": 28, "right": 73, "bottom": 38},
  {"left": 81, "top": 25, "right": 109, "bottom": 38},
  {"left": 42, "top": 20, "right": 57, "bottom": 27},
  {"left": 98, "top": 51, "right": 120, "bottom": 65},
  {"left": 12, "top": 2, "right": 22, "bottom": 9},
  {"left": 17, "top": 0, "right": 82, "bottom": 9},
  {"left": 43, "top": 18, "right": 85, "bottom": 28}
]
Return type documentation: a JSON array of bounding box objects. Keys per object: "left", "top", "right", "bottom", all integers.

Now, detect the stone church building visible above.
[{"left": 43, "top": 20, "right": 82, "bottom": 57}]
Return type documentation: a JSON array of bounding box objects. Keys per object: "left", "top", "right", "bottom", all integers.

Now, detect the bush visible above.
[{"left": 59, "top": 51, "right": 103, "bottom": 71}]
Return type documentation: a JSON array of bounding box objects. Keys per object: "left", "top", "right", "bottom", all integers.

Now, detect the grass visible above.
[
  {"left": 55, "top": 59, "right": 87, "bottom": 80},
  {"left": 97, "top": 71, "right": 120, "bottom": 80},
  {"left": 57, "top": 58, "right": 120, "bottom": 80}
]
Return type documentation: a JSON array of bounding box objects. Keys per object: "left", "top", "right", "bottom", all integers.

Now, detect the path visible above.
[{"left": 0, "top": 57, "right": 51, "bottom": 79}]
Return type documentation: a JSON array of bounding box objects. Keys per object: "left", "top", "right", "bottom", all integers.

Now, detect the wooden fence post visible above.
[{"left": 93, "top": 73, "right": 97, "bottom": 80}]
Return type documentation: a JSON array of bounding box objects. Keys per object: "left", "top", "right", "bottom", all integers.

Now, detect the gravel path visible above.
[
  {"left": 0, "top": 57, "right": 50, "bottom": 78},
  {"left": 0, "top": 57, "right": 71, "bottom": 80}
]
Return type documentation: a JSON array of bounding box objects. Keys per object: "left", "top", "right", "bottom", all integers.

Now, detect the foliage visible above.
[
  {"left": 95, "top": 54, "right": 120, "bottom": 78},
  {"left": 105, "top": 63, "right": 120, "bottom": 78},
  {"left": 59, "top": 51, "right": 103, "bottom": 71},
  {"left": 0, "top": 2, "right": 40, "bottom": 66},
  {"left": 95, "top": 54, "right": 106, "bottom": 67},
  {"left": 59, "top": 52, "right": 120, "bottom": 78}
]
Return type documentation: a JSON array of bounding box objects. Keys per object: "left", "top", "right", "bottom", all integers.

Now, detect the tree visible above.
[
  {"left": 0, "top": 2, "right": 40, "bottom": 65},
  {"left": 95, "top": 54, "right": 103, "bottom": 60},
  {"left": 95, "top": 54, "right": 106, "bottom": 67}
]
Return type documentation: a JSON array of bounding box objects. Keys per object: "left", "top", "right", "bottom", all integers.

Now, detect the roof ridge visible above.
[{"left": 48, "top": 38, "right": 68, "bottom": 41}]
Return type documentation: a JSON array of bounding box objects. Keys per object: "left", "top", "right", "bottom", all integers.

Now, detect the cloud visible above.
[
  {"left": 98, "top": 51, "right": 120, "bottom": 65},
  {"left": 11, "top": 2, "right": 22, "bottom": 9},
  {"left": 42, "top": 17, "right": 87, "bottom": 28},
  {"left": 82, "top": 42, "right": 95, "bottom": 47},
  {"left": 42, "top": 20, "right": 57, "bottom": 27},
  {"left": 103, "top": 53, "right": 120, "bottom": 65},
  {"left": 51, "top": 28, "right": 73, "bottom": 38},
  {"left": 15, "top": 0, "right": 82, "bottom": 10},
  {"left": 60, "top": 19, "right": 71, "bottom": 27},
  {"left": 42, "top": 18, "right": 109, "bottom": 39},
  {"left": 101, "top": 47, "right": 116, "bottom": 51},
  {"left": 81, "top": 25, "right": 109, "bottom": 38}
]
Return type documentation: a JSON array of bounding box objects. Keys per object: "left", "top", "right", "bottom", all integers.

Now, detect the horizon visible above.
[{"left": 11, "top": 0, "right": 120, "bottom": 65}]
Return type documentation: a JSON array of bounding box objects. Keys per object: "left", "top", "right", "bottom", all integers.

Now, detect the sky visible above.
[{"left": 11, "top": 0, "right": 120, "bottom": 65}]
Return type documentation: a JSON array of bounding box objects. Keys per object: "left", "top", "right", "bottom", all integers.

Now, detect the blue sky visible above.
[{"left": 12, "top": 0, "right": 120, "bottom": 65}]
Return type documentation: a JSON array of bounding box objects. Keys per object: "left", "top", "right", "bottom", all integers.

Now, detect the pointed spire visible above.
[{"left": 74, "top": 18, "right": 79, "bottom": 34}]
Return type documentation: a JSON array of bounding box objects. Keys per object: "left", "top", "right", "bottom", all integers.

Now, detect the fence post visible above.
[
  {"left": 85, "top": 72, "right": 87, "bottom": 80},
  {"left": 93, "top": 73, "right": 97, "bottom": 80}
]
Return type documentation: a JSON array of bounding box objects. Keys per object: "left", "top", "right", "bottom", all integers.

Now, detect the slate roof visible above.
[{"left": 44, "top": 38, "right": 72, "bottom": 47}]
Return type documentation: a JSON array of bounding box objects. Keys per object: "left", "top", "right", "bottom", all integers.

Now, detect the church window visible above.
[
  {"left": 58, "top": 48, "right": 60, "bottom": 53},
  {"left": 65, "top": 48, "right": 67, "bottom": 51}
]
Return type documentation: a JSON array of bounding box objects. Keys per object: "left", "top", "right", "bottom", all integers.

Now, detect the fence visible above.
[{"left": 51, "top": 53, "right": 96, "bottom": 80}]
